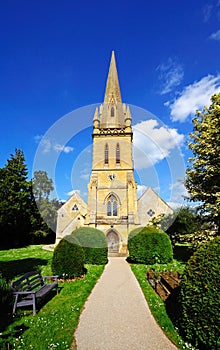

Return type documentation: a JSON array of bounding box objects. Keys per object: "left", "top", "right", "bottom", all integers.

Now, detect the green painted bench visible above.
[{"left": 11, "top": 270, "right": 58, "bottom": 315}]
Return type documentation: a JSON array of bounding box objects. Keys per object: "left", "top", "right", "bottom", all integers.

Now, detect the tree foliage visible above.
[
  {"left": 32, "top": 170, "right": 54, "bottom": 201},
  {"left": 185, "top": 93, "right": 220, "bottom": 232},
  {"left": 0, "top": 149, "right": 59, "bottom": 248},
  {"left": 31, "top": 170, "right": 59, "bottom": 238},
  {"left": 151, "top": 207, "right": 201, "bottom": 246},
  {"left": 151, "top": 207, "right": 217, "bottom": 250},
  {"left": 0, "top": 149, "right": 32, "bottom": 247}
]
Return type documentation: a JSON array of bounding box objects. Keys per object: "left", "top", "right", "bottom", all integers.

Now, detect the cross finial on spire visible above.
[{"left": 104, "top": 51, "right": 122, "bottom": 103}]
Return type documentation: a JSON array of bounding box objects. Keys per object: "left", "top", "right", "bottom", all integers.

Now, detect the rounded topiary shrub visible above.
[
  {"left": 180, "top": 236, "right": 220, "bottom": 349},
  {"left": 51, "top": 235, "right": 85, "bottom": 279},
  {"left": 128, "top": 226, "right": 173, "bottom": 264},
  {"left": 71, "top": 227, "right": 108, "bottom": 265}
]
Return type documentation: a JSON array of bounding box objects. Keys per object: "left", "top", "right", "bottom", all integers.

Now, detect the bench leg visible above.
[
  {"left": 13, "top": 294, "right": 19, "bottom": 315},
  {"left": 32, "top": 294, "right": 36, "bottom": 315}
]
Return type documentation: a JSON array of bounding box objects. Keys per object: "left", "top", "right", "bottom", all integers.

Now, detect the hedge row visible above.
[{"left": 180, "top": 236, "right": 220, "bottom": 349}]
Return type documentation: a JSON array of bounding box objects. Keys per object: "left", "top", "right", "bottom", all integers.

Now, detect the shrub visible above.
[
  {"left": 51, "top": 235, "right": 85, "bottom": 279},
  {"left": 31, "top": 230, "right": 48, "bottom": 244},
  {"left": 180, "top": 236, "right": 220, "bottom": 349},
  {"left": 128, "top": 227, "right": 145, "bottom": 240},
  {"left": 128, "top": 226, "right": 173, "bottom": 264},
  {"left": 71, "top": 227, "right": 108, "bottom": 264},
  {"left": 0, "top": 275, "right": 13, "bottom": 314}
]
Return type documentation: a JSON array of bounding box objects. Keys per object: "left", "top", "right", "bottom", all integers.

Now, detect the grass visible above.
[
  {"left": 0, "top": 245, "right": 53, "bottom": 281},
  {"left": 0, "top": 245, "right": 105, "bottom": 350}
]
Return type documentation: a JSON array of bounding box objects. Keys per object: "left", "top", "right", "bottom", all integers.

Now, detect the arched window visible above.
[
  {"left": 111, "top": 106, "right": 115, "bottom": 117},
  {"left": 104, "top": 144, "right": 109, "bottom": 164},
  {"left": 116, "top": 143, "right": 120, "bottom": 164},
  {"left": 107, "top": 195, "right": 118, "bottom": 216}
]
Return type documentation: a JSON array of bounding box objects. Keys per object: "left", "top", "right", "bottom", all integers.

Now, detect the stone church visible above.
[{"left": 56, "top": 52, "right": 173, "bottom": 254}]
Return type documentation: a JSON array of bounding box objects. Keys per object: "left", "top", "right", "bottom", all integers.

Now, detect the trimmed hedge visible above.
[
  {"left": 180, "top": 236, "right": 220, "bottom": 349},
  {"left": 128, "top": 226, "right": 173, "bottom": 264},
  {"left": 71, "top": 227, "right": 108, "bottom": 265},
  {"left": 51, "top": 235, "right": 85, "bottom": 279}
]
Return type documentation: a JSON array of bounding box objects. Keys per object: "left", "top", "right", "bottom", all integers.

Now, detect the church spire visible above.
[{"left": 104, "top": 51, "right": 122, "bottom": 103}]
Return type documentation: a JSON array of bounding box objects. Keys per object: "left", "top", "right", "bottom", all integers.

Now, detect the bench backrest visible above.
[{"left": 11, "top": 270, "right": 44, "bottom": 292}]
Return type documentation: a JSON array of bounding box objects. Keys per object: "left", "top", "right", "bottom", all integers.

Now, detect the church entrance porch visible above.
[{"left": 106, "top": 230, "right": 119, "bottom": 254}]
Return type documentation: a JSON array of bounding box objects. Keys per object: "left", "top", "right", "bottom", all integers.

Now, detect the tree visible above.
[
  {"left": 185, "top": 93, "right": 220, "bottom": 233},
  {"left": 150, "top": 207, "right": 201, "bottom": 246},
  {"left": 31, "top": 170, "right": 59, "bottom": 241},
  {"left": 32, "top": 170, "right": 54, "bottom": 201},
  {"left": 0, "top": 149, "right": 32, "bottom": 248}
]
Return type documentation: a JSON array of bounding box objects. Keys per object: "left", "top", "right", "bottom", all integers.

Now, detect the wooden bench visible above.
[{"left": 11, "top": 270, "right": 58, "bottom": 315}]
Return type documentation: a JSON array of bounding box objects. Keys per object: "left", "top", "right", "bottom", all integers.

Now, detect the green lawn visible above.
[
  {"left": 0, "top": 245, "right": 105, "bottom": 350},
  {"left": 0, "top": 245, "right": 53, "bottom": 281}
]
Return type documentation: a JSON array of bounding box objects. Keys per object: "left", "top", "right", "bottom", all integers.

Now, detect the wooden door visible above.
[{"left": 107, "top": 231, "right": 119, "bottom": 253}]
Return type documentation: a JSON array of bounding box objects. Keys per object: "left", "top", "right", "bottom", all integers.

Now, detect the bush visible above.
[
  {"left": 71, "top": 227, "right": 108, "bottom": 265},
  {"left": 51, "top": 235, "right": 85, "bottom": 279},
  {"left": 128, "top": 226, "right": 173, "bottom": 264},
  {"left": 0, "top": 275, "right": 13, "bottom": 314},
  {"left": 180, "top": 236, "right": 220, "bottom": 349}
]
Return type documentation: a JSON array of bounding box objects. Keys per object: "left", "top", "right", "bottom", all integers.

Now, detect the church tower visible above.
[
  {"left": 56, "top": 51, "right": 173, "bottom": 254},
  {"left": 85, "top": 51, "right": 139, "bottom": 254}
]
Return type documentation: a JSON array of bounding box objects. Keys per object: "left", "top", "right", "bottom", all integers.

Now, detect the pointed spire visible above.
[
  {"left": 93, "top": 107, "right": 99, "bottom": 129},
  {"left": 104, "top": 51, "right": 122, "bottom": 103}
]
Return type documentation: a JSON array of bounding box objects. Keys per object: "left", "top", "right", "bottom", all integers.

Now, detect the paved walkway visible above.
[{"left": 75, "top": 258, "right": 178, "bottom": 350}]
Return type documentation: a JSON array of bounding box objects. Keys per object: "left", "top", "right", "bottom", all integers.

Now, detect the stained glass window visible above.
[{"left": 107, "top": 195, "right": 118, "bottom": 216}]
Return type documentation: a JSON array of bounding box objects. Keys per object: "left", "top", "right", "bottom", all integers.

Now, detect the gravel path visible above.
[{"left": 75, "top": 257, "right": 178, "bottom": 350}]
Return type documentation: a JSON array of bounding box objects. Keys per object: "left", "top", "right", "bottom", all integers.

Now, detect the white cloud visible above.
[
  {"left": 202, "top": 3, "right": 213, "bottom": 22},
  {"left": 35, "top": 136, "right": 74, "bottom": 154},
  {"left": 167, "top": 202, "right": 186, "bottom": 210},
  {"left": 133, "top": 119, "right": 184, "bottom": 169},
  {"left": 40, "top": 138, "right": 52, "bottom": 153},
  {"left": 34, "top": 135, "right": 43, "bottom": 143},
  {"left": 66, "top": 189, "right": 80, "bottom": 196},
  {"left": 79, "top": 168, "right": 90, "bottom": 181},
  {"left": 169, "top": 180, "right": 188, "bottom": 203},
  {"left": 157, "top": 57, "right": 184, "bottom": 95},
  {"left": 137, "top": 185, "right": 148, "bottom": 198},
  {"left": 167, "top": 74, "right": 220, "bottom": 122},
  {"left": 53, "top": 144, "right": 73, "bottom": 153},
  {"left": 80, "top": 173, "right": 90, "bottom": 181},
  {"left": 210, "top": 29, "right": 220, "bottom": 40}
]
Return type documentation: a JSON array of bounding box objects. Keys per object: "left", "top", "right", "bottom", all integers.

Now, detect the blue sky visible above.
[{"left": 1, "top": 0, "right": 220, "bottom": 208}]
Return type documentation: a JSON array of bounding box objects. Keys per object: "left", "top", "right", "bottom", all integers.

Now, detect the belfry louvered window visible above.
[
  {"left": 107, "top": 195, "right": 118, "bottom": 216},
  {"left": 116, "top": 143, "right": 120, "bottom": 164},
  {"left": 104, "top": 144, "right": 109, "bottom": 164},
  {"left": 111, "top": 106, "right": 115, "bottom": 117}
]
